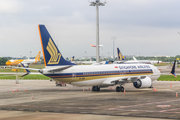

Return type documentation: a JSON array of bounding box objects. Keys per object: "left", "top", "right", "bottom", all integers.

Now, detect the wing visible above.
[{"left": 102, "top": 75, "right": 147, "bottom": 85}]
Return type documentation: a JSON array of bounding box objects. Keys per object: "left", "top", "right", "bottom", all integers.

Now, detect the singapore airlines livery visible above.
[
  {"left": 117, "top": 48, "right": 126, "bottom": 61},
  {"left": 23, "top": 25, "right": 175, "bottom": 92}
]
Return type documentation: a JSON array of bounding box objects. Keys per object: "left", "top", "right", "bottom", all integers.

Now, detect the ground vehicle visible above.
[{"left": 55, "top": 81, "right": 66, "bottom": 86}]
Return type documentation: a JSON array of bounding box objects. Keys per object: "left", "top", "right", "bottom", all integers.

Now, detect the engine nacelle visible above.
[{"left": 133, "top": 77, "right": 152, "bottom": 88}]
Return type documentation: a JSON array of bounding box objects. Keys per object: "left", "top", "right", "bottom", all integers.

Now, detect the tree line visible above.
[{"left": 0, "top": 57, "right": 9, "bottom": 65}]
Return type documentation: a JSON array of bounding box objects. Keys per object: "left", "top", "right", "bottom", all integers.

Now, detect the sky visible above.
[{"left": 0, "top": 0, "right": 180, "bottom": 58}]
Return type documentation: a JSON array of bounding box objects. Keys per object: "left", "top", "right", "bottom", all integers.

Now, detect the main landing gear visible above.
[
  {"left": 116, "top": 86, "right": 124, "bottom": 92},
  {"left": 92, "top": 86, "right": 100, "bottom": 92}
]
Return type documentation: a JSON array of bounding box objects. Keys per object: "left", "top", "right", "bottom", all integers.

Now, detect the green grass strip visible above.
[
  {"left": 0, "top": 74, "right": 179, "bottom": 81},
  {"left": 0, "top": 74, "right": 51, "bottom": 80},
  {"left": 157, "top": 75, "right": 180, "bottom": 81}
]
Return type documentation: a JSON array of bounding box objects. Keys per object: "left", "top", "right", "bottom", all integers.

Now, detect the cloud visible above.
[
  {"left": 0, "top": 0, "right": 22, "bottom": 14},
  {"left": 1, "top": 0, "right": 180, "bottom": 57}
]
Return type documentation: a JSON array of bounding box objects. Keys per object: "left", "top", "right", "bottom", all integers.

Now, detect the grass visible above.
[
  {"left": 0, "top": 69, "right": 30, "bottom": 72},
  {"left": 157, "top": 75, "right": 180, "bottom": 81},
  {"left": 0, "top": 74, "right": 51, "bottom": 80},
  {"left": 0, "top": 74, "right": 179, "bottom": 81},
  {"left": 154, "top": 63, "right": 171, "bottom": 66},
  {"left": 29, "top": 64, "right": 45, "bottom": 69},
  {"left": 0, "top": 64, "right": 45, "bottom": 72}
]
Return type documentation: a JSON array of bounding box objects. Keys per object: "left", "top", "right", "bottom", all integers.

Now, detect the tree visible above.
[
  {"left": 66, "top": 57, "right": 69, "bottom": 61},
  {"left": 0, "top": 57, "right": 9, "bottom": 65}
]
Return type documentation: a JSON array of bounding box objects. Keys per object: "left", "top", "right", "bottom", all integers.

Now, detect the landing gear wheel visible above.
[
  {"left": 116, "top": 86, "right": 124, "bottom": 92},
  {"left": 92, "top": 86, "right": 100, "bottom": 92},
  {"left": 97, "top": 87, "right": 100, "bottom": 91},
  {"left": 116, "top": 86, "right": 120, "bottom": 92},
  {"left": 120, "top": 86, "right": 124, "bottom": 92},
  {"left": 149, "top": 85, "right": 153, "bottom": 88},
  {"left": 92, "top": 86, "right": 96, "bottom": 91}
]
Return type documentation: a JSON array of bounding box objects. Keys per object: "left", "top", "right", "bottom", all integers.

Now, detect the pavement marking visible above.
[
  {"left": 117, "top": 99, "right": 180, "bottom": 108},
  {"left": 160, "top": 107, "right": 180, "bottom": 112}
]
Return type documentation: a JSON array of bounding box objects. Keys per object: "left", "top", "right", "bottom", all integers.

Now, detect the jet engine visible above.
[{"left": 133, "top": 77, "right": 152, "bottom": 88}]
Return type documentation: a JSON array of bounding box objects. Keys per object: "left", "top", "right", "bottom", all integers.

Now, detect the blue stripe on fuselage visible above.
[{"left": 44, "top": 69, "right": 153, "bottom": 78}]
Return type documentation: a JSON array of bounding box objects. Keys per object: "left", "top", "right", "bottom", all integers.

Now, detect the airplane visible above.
[
  {"left": 18, "top": 24, "right": 175, "bottom": 92},
  {"left": 91, "top": 44, "right": 103, "bottom": 47},
  {"left": 132, "top": 56, "right": 162, "bottom": 64},
  {"left": 116, "top": 49, "right": 161, "bottom": 64},
  {"left": 114, "top": 48, "right": 153, "bottom": 65},
  {"left": 6, "top": 51, "right": 41, "bottom": 67}
]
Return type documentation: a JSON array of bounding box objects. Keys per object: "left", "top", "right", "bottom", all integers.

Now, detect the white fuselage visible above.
[{"left": 42, "top": 64, "right": 160, "bottom": 86}]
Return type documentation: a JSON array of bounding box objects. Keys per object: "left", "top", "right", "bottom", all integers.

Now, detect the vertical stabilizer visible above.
[
  {"left": 38, "top": 25, "right": 76, "bottom": 66},
  {"left": 35, "top": 51, "right": 41, "bottom": 62},
  {"left": 117, "top": 48, "right": 125, "bottom": 61},
  {"left": 133, "top": 56, "right": 137, "bottom": 61},
  {"left": 71, "top": 56, "right": 75, "bottom": 62}
]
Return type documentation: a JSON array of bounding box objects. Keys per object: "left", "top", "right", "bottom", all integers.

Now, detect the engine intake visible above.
[{"left": 133, "top": 77, "right": 152, "bottom": 88}]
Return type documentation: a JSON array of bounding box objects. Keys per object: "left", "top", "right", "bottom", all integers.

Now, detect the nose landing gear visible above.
[
  {"left": 92, "top": 86, "right": 100, "bottom": 92},
  {"left": 116, "top": 86, "right": 124, "bottom": 92}
]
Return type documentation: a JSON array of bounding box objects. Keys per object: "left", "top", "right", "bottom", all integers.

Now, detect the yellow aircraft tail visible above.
[{"left": 35, "top": 51, "right": 41, "bottom": 62}]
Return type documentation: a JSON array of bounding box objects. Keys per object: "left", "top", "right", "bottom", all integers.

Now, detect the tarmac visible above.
[{"left": 0, "top": 80, "right": 180, "bottom": 120}]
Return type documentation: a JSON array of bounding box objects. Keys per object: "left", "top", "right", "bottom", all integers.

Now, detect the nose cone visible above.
[{"left": 6, "top": 61, "right": 11, "bottom": 66}]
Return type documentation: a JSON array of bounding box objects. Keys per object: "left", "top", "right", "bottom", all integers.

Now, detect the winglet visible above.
[
  {"left": 171, "top": 60, "right": 177, "bottom": 78},
  {"left": 21, "top": 63, "right": 31, "bottom": 77}
]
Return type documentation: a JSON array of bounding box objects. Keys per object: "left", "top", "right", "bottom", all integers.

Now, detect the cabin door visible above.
[{"left": 72, "top": 70, "right": 76, "bottom": 81}]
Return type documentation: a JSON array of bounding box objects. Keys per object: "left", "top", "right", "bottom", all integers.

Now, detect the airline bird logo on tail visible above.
[{"left": 46, "top": 38, "right": 61, "bottom": 64}]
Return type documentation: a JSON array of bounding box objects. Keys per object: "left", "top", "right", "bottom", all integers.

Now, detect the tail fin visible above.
[
  {"left": 90, "top": 57, "right": 93, "bottom": 61},
  {"left": 91, "top": 44, "right": 96, "bottom": 47},
  {"left": 117, "top": 48, "right": 125, "bottom": 61},
  {"left": 133, "top": 56, "right": 137, "bottom": 61},
  {"left": 38, "top": 25, "right": 76, "bottom": 66},
  {"left": 35, "top": 51, "right": 41, "bottom": 62},
  {"left": 71, "top": 56, "right": 75, "bottom": 62}
]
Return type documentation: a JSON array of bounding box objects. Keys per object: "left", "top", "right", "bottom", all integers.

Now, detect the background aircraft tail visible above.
[
  {"left": 91, "top": 44, "right": 96, "bottom": 47},
  {"left": 133, "top": 56, "right": 137, "bottom": 61},
  {"left": 117, "top": 48, "right": 126, "bottom": 61},
  {"left": 38, "top": 25, "right": 76, "bottom": 66},
  {"left": 71, "top": 56, "right": 75, "bottom": 62},
  {"left": 35, "top": 51, "right": 41, "bottom": 62}
]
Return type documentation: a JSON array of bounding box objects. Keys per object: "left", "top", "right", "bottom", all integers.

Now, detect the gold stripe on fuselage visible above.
[{"left": 51, "top": 73, "right": 153, "bottom": 83}]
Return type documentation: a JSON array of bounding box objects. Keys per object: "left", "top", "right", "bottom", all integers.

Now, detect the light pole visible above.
[
  {"left": 90, "top": 0, "right": 106, "bottom": 63},
  {"left": 85, "top": 51, "right": 86, "bottom": 61},
  {"left": 111, "top": 37, "right": 116, "bottom": 61},
  {"left": 30, "top": 51, "right": 32, "bottom": 59}
]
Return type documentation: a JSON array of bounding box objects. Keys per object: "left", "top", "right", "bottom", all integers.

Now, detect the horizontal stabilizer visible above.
[
  {"left": 12, "top": 66, "right": 40, "bottom": 71},
  {"left": 47, "top": 66, "right": 72, "bottom": 72}
]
